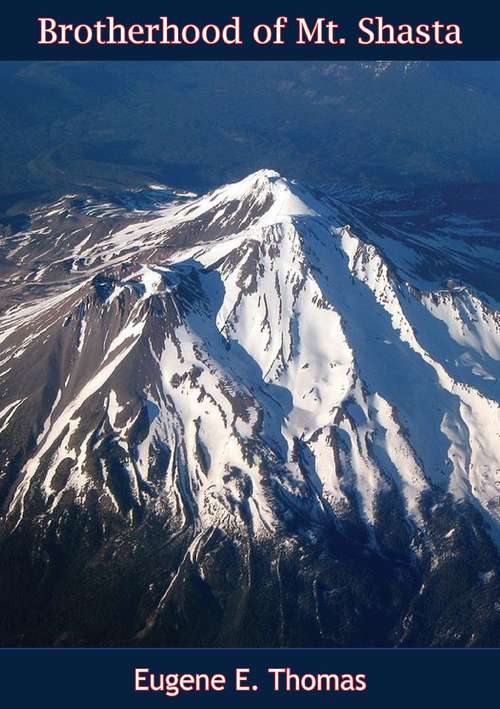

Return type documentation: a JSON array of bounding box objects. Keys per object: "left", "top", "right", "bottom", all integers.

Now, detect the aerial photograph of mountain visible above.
[{"left": 0, "top": 60, "right": 498, "bottom": 647}]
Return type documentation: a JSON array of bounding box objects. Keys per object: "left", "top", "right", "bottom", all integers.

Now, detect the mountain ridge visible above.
[{"left": 0, "top": 170, "right": 498, "bottom": 646}]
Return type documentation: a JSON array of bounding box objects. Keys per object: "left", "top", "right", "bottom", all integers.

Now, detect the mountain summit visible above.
[{"left": 0, "top": 172, "right": 499, "bottom": 646}]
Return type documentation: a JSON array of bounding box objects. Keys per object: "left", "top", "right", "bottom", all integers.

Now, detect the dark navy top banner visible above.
[{"left": 1, "top": 0, "right": 499, "bottom": 59}]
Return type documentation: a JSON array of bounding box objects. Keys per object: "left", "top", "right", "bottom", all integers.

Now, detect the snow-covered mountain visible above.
[{"left": 0, "top": 170, "right": 498, "bottom": 646}]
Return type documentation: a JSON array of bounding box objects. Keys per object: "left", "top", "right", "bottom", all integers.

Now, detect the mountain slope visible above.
[{"left": 0, "top": 171, "right": 499, "bottom": 646}]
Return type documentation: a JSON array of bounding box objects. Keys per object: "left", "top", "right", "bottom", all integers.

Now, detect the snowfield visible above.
[{"left": 0, "top": 170, "right": 498, "bottom": 646}]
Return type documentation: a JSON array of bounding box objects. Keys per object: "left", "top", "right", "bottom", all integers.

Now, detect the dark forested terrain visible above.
[{"left": 1, "top": 60, "right": 500, "bottom": 221}]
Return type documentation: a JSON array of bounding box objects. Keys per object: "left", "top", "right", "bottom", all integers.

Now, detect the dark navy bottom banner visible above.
[{"left": 0, "top": 648, "right": 496, "bottom": 708}]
